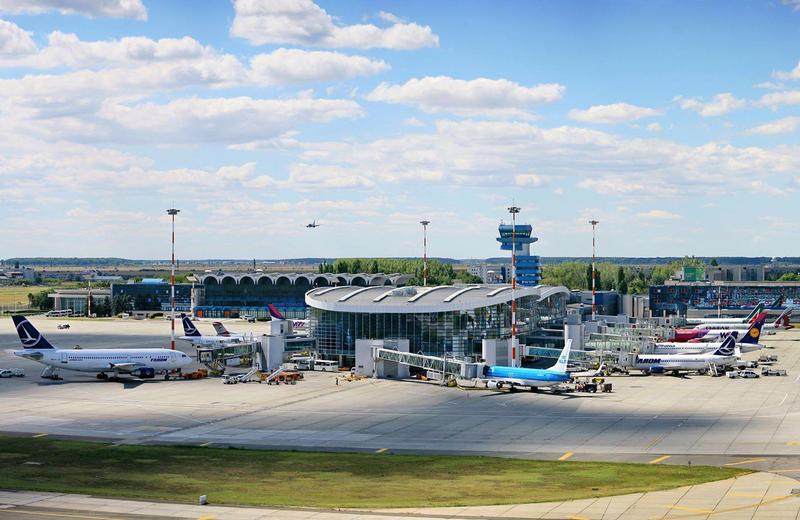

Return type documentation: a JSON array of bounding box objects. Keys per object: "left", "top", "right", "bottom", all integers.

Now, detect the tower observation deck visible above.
[{"left": 497, "top": 223, "right": 542, "bottom": 286}]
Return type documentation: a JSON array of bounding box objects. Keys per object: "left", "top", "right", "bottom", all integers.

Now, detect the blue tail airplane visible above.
[{"left": 483, "top": 339, "right": 573, "bottom": 391}]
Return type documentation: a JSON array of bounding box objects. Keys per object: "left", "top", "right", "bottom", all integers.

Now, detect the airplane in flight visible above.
[
  {"left": 656, "top": 315, "right": 766, "bottom": 355},
  {"left": 482, "top": 339, "right": 573, "bottom": 392},
  {"left": 633, "top": 335, "right": 739, "bottom": 375},
  {"left": 306, "top": 220, "right": 321, "bottom": 228},
  {"left": 10, "top": 316, "right": 191, "bottom": 381},
  {"left": 179, "top": 316, "right": 245, "bottom": 345},
  {"left": 685, "top": 303, "right": 765, "bottom": 325}
]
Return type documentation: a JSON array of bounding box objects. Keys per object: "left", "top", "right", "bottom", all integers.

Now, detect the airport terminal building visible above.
[{"left": 306, "top": 284, "right": 569, "bottom": 363}]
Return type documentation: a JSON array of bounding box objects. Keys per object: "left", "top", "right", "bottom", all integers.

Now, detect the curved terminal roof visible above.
[{"left": 305, "top": 284, "right": 569, "bottom": 314}]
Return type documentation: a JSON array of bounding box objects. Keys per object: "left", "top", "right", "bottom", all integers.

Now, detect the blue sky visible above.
[{"left": 1, "top": 0, "right": 799, "bottom": 260}]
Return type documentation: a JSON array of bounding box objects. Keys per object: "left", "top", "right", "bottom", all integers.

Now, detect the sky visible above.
[{"left": 1, "top": 0, "right": 799, "bottom": 260}]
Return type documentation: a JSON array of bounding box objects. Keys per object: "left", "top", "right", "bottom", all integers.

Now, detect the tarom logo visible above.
[{"left": 16, "top": 320, "right": 41, "bottom": 348}]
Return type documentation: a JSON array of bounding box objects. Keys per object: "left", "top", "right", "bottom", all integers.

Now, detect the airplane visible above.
[
  {"left": 267, "top": 304, "right": 309, "bottom": 335},
  {"left": 212, "top": 321, "right": 245, "bottom": 338},
  {"left": 481, "top": 339, "right": 573, "bottom": 391},
  {"left": 685, "top": 303, "right": 764, "bottom": 325},
  {"left": 634, "top": 335, "right": 738, "bottom": 375},
  {"left": 655, "top": 314, "right": 766, "bottom": 355},
  {"left": 306, "top": 220, "right": 321, "bottom": 228},
  {"left": 692, "top": 308, "right": 792, "bottom": 333},
  {"left": 671, "top": 312, "right": 769, "bottom": 342},
  {"left": 179, "top": 315, "right": 244, "bottom": 345},
  {"left": 10, "top": 316, "right": 191, "bottom": 381}
]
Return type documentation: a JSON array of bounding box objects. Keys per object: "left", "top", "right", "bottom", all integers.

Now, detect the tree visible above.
[
  {"left": 710, "top": 258, "right": 718, "bottom": 266},
  {"left": 27, "top": 290, "right": 53, "bottom": 310},
  {"left": 617, "top": 265, "right": 628, "bottom": 294},
  {"left": 111, "top": 295, "right": 133, "bottom": 315}
]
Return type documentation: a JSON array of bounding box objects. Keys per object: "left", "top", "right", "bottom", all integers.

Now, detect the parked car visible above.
[
  {"left": 729, "top": 369, "right": 759, "bottom": 379},
  {"left": 0, "top": 369, "right": 13, "bottom": 378},
  {"left": 242, "top": 315, "right": 256, "bottom": 323},
  {"left": 57, "top": 323, "right": 70, "bottom": 330},
  {"left": 11, "top": 368, "right": 25, "bottom": 377}
]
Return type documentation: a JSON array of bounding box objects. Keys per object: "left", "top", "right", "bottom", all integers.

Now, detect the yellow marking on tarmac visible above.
[
  {"left": 558, "top": 451, "right": 574, "bottom": 461},
  {"left": 649, "top": 455, "right": 671, "bottom": 464},
  {"left": 786, "top": 440, "right": 800, "bottom": 446},
  {"left": 651, "top": 493, "right": 796, "bottom": 519},
  {"left": 31, "top": 433, "right": 47, "bottom": 438},
  {"left": 670, "top": 505, "right": 713, "bottom": 514},
  {"left": 772, "top": 468, "right": 800, "bottom": 473},
  {"left": 197, "top": 516, "right": 216, "bottom": 520},
  {"left": 567, "top": 516, "right": 590, "bottom": 520},
  {"left": 723, "top": 458, "right": 767, "bottom": 466},
  {"left": 375, "top": 448, "right": 388, "bottom": 453},
  {"left": 0, "top": 510, "right": 123, "bottom": 520},
  {"left": 198, "top": 442, "right": 210, "bottom": 447}
]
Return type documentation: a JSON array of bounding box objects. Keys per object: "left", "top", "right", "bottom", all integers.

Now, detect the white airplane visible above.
[
  {"left": 10, "top": 316, "right": 191, "bottom": 381},
  {"left": 179, "top": 316, "right": 245, "bottom": 346},
  {"left": 212, "top": 321, "right": 245, "bottom": 338},
  {"left": 693, "top": 308, "right": 792, "bottom": 333},
  {"left": 634, "top": 335, "right": 739, "bottom": 374},
  {"left": 659, "top": 315, "right": 767, "bottom": 355},
  {"left": 685, "top": 303, "right": 764, "bottom": 325}
]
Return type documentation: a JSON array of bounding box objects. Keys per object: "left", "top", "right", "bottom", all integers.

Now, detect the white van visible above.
[{"left": 313, "top": 360, "right": 339, "bottom": 372}]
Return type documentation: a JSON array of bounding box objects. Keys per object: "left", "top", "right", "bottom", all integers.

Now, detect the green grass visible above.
[
  {"left": 0, "top": 286, "right": 47, "bottom": 307},
  {"left": 0, "top": 436, "right": 747, "bottom": 509}
]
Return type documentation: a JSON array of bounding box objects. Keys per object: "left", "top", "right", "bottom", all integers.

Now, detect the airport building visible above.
[
  {"left": 306, "top": 284, "right": 569, "bottom": 363},
  {"left": 649, "top": 281, "right": 800, "bottom": 314},
  {"left": 496, "top": 223, "right": 541, "bottom": 286},
  {"left": 111, "top": 272, "right": 412, "bottom": 319},
  {"left": 49, "top": 288, "right": 111, "bottom": 314}
]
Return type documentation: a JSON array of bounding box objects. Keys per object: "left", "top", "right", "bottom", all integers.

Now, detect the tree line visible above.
[{"left": 319, "top": 258, "right": 482, "bottom": 285}]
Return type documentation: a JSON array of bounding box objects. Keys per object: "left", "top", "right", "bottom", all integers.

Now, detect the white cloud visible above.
[
  {"left": 366, "top": 76, "right": 565, "bottom": 118},
  {"left": 230, "top": 0, "right": 438, "bottom": 50},
  {"left": 775, "top": 61, "right": 800, "bottom": 81},
  {"left": 0, "top": 0, "right": 147, "bottom": 19},
  {"left": 95, "top": 96, "right": 364, "bottom": 144},
  {"left": 782, "top": 0, "right": 800, "bottom": 11},
  {"left": 249, "top": 48, "right": 389, "bottom": 84},
  {"left": 753, "top": 81, "right": 784, "bottom": 90},
  {"left": 514, "top": 174, "right": 548, "bottom": 187},
  {"left": 676, "top": 93, "right": 745, "bottom": 117},
  {"left": 745, "top": 116, "right": 800, "bottom": 135},
  {"left": 377, "top": 11, "right": 403, "bottom": 23},
  {"left": 0, "top": 18, "right": 35, "bottom": 56},
  {"left": 403, "top": 117, "right": 424, "bottom": 126},
  {"left": 293, "top": 119, "right": 800, "bottom": 197},
  {"left": 636, "top": 209, "right": 681, "bottom": 220},
  {"left": 647, "top": 122, "right": 663, "bottom": 132},
  {"left": 756, "top": 90, "right": 800, "bottom": 108},
  {"left": 568, "top": 103, "right": 660, "bottom": 124}
]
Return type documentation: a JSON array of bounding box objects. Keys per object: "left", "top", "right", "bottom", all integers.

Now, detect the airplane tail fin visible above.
[
  {"left": 769, "top": 296, "right": 784, "bottom": 310},
  {"left": 740, "top": 313, "right": 767, "bottom": 344},
  {"left": 772, "top": 308, "right": 791, "bottom": 327},
  {"left": 267, "top": 304, "right": 285, "bottom": 320},
  {"left": 713, "top": 335, "right": 736, "bottom": 356},
  {"left": 783, "top": 309, "right": 794, "bottom": 329},
  {"left": 548, "top": 339, "right": 572, "bottom": 374},
  {"left": 181, "top": 315, "right": 201, "bottom": 337},
  {"left": 746, "top": 303, "right": 765, "bottom": 323},
  {"left": 212, "top": 322, "right": 231, "bottom": 336},
  {"left": 12, "top": 316, "right": 56, "bottom": 350}
]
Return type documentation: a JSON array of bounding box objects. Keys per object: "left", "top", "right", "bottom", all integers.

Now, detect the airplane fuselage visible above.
[
  {"left": 14, "top": 348, "right": 191, "bottom": 374},
  {"left": 484, "top": 365, "right": 571, "bottom": 388}
]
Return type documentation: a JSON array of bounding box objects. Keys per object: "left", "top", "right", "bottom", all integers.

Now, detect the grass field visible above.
[
  {"left": 0, "top": 286, "right": 47, "bottom": 307},
  {"left": 0, "top": 437, "right": 747, "bottom": 508}
]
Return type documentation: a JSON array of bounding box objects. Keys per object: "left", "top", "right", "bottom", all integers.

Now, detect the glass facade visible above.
[
  {"left": 112, "top": 283, "right": 193, "bottom": 312},
  {"left": 310, "top": 293, "right": 566, "bottom": 362},
  {"left": 196, "top": 280, "right": 314, "bottom": 319}
]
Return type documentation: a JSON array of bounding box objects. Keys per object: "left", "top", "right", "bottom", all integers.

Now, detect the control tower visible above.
[{"left": 497, "top": 223, "right": 541, "bottom": 286}]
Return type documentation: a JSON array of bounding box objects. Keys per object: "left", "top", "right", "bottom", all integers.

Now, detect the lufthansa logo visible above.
[{"left": 749, "top": 328, "right": 759, "bottom": 338}]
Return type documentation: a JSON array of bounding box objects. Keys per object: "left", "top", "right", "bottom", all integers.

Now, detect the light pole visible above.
[
  {"left": 508, "top": 206, "right": 520, "bottom": 367},
  {"left": 589, "top": 219, "right": 599, "bottom": 321},
  {"left": 167, "top": 208, "right": 180, "bottom": 350},
  {"left": 420, "top": 220, "right": 430, "bottom": 287}
]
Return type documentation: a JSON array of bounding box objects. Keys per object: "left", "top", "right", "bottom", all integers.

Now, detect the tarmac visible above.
[{"left": 2, "top": 316, "right": 800, "bottom": 519}]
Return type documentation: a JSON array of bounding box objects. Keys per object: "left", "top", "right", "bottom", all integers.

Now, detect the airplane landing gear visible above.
[
  {"left": 41, "top": 366, "right": 62, "bottom": 380},
  {"left": 97, "top": 373, "right": 109, "bottom": 380}
]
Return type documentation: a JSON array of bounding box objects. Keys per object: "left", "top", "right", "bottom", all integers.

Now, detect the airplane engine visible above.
[
  {"left": 134, "top": 367, "right": 155, "bottom": 379},
  {"left": 486, "top": 380, "right": 503, "bottom": 390}
]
